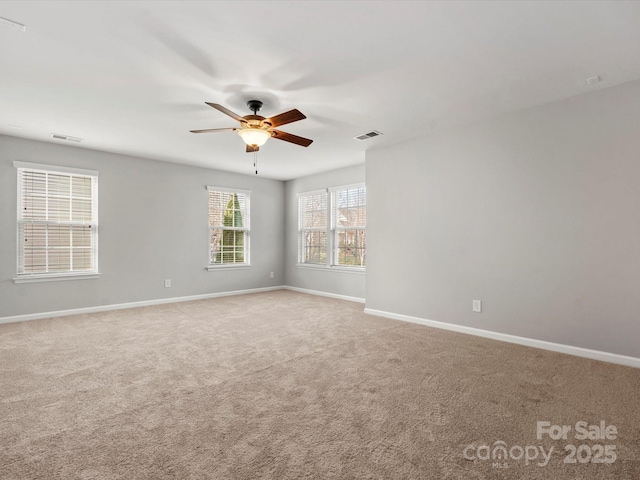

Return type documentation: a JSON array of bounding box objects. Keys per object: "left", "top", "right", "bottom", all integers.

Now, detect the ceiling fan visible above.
[{"left": 190, "top": 100, "right": 313, "bottom": 153}]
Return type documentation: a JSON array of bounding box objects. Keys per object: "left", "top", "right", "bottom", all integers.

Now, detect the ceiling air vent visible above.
[
  {"left": 52, "top": 134, "right": 83, "bottom": 143},
  {"left": 354, "top": 130, "right": 383, "bottom": 141}
]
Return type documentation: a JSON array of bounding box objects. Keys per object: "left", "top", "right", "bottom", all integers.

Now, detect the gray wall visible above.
[
  {"left": 284, "top": 164, "right": 366, "bottom": 300},
  {"left": 366, "top": 79, "right": 640, "bottom": 358},
  {"left": 0, "top": 135, "right": 285, "bottom": 317}
]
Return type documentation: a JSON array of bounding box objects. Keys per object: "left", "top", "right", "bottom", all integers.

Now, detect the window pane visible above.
[
  {"left": 72, "top": 176, "right": 92, "bottom": 198},
  {"left": 336, "top": 229, "right": 366, "bottom": 266},
  {"left": 48, "top": 197, "right": 71, "bottom": 222},
  {"left": 300, "top": 193, "right": 327, "bottom": 229},
  {"left": 23, "top": 249, "right": 47, "bottom": 273},
  {"left": 22, "top": 171, "right": 46, "bottom": 195},
  {"left": 48, "top": 248, "right": 71, "bottom": 272},
  {"left": 22, "top": 194, "right": 46, "bottom": 220},
  {"left": 71, "top": 198, "right": 92, "bottom": 222},
  {"left": 23, "top": 224, "right": 47, "bottom": 248},
  {"left": 48, "top": 225, "right": 71, "bottom": 247},
  {"left": 48, "top": 174, "right": 71, "bottom": 196},
  {"left": 210, "top": 228, "right": 246, "bottom": 264},
  {"left": 209, "top": 191, "right": 248, "bottom": 228},
  {"left": 72, "top": 225, "right": 93, "bottom": 247},
  {"left": 301, "top": 230, "right": 327, "bottom": 264},
  {"left": 335, "top": 187, "right": 366, "bottom": 228},
  {"left": 72, "top": 249, "right": 93, "bottom": 271}
]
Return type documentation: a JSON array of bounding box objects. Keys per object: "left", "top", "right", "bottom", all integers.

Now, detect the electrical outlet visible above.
[
  {"left": 164, "top": 279, "right": 171, "bottom": 288},
  {"left": 473, "top": 300, "right": 482, "bottom": 313},
  {"left": 270, "top": 271, "right": 275, "bottom": 279}
]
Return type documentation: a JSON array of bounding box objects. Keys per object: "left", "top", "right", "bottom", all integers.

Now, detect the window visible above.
[
  {"left": 208, "top": 187, "right": 250, "bottom": 267},
  {"left": 298, "top": 190, "right": 328, "bottom": 265},
  {"left": 331, "top": 185, "right": 366, "bottom": 267},
  {"left": 298, "top": 184, "right": 366, "bottom": 268},
  {"left": 15, "top": 162, "right": 98, "bottom": 279}
]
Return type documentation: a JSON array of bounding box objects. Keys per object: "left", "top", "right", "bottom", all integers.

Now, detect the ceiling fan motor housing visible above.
[
  {"left": 242, "top": 115, "right": 272, "bottom": 131},
  {"left": 247, "top": 100, "right": 263, "bottom": 114}
]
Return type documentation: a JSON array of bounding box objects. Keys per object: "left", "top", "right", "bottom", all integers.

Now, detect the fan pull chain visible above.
[{"left": 253, "top": 151, "right": 258, "bottom": 175}]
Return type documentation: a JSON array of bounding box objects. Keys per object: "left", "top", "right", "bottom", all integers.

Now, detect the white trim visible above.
[
  {"left": 284, "top": 286, "right": 365, "bottom": 304},
  {"left": 296, "top": 263, "right": 331, "bottom": 270},
  {"left": 329, "top": 265, "right": 366, "bottom": 274},
  {"left": 0, "top": 286, "right": 283, "bottom": 325},
  {"left": 206, "top": 185, "right": 251, "bottom": 195},
  {"left": 364, "top": 308, "right": 640, "bottom": 369},
  {"left": 13, "top": 161, "right": 99, "bottom": 177},
  {"left": 206, "top": 264, "right": 251, "bottom": 271},
  {"left": 14, "top": 273, "right": 100, "bottom": 284},
  {"left": 296, "top": 264, "right": 366, "bottom": 274}
]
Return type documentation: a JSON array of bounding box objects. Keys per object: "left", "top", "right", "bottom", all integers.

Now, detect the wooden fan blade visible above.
[
  {"left": 246, "top": 145, "right": 259, "bottom": 153},
  {"left": 190, "top": 127, "right": 237, "bottom": 133},
  {"left": 266, "top": 109, "right": 306, "bottom": 128},
  {"left": 205, "top": 102, "right": 244, "bottom": 123},
  {"left": 271, "top": 130, "right": 313, "bottom": 147}
]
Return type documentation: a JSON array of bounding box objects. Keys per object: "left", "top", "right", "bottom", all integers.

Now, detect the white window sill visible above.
[
  {"left": 14, "top": 273, "right": 100, "bottom": 284},
  {"left": 206, "top": 264, "right": 252, "bottom": 271},
  {"left": 296, "top": 264, "right": 366, "bottom": 274}
]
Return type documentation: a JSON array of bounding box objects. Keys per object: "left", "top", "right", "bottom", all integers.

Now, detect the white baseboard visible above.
[
  {"left": 0, "top": 286, "right": 285, "bottom": 325},
  {"left": 364, "top": 308, "right": 640, "bottom": 369},
  {"left": 283, "top": 286, "right": 365, "bottom": 304}
]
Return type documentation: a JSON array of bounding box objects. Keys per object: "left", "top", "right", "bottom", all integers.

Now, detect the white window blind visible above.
[
  {"left": 331, "top": 185, "right": 366, "bottom": 267},
  {"left": 208, "top": 187, "right": 250, "bottom": 265},
  {"left": 298, "top": 191, "right": 328, "bottom": 265},
  {"left": 16, "top": 165, "right": 98, "bottom": 276}
]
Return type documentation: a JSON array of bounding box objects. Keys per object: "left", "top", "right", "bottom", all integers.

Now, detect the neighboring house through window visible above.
[
  {"left": 298, "top": 184, "right": 366, "bottom": 268},
  {"left": 15, "top": 161, "right": 99, "bottom": 281},
  {"left": 208, "top": 187, "right": 250, "bottom": 267},
  {"left": 331, "top": 185, "right": 366, "bottom": 267}
]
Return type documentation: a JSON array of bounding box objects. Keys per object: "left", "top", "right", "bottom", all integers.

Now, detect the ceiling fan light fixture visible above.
[{"left": 237, "top": 128, "right": 271, "bottom": 147}]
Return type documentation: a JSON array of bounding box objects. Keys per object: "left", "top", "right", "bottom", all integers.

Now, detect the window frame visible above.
[
  {"left": 297, "top": 183, "right": 366, "bottom": 272},
  {"left": 206, "top": 186, "right": 251, "bottom": 270},
  {"left": 13, "top": 161, "right": 99, "bottom": 284}
]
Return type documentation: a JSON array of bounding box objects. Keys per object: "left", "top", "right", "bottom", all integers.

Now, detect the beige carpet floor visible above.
[{"left": 0, "top": 290, "right": 639, "bottom": 479}]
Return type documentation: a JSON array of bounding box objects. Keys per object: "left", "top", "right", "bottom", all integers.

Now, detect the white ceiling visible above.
[{"left": 2, "top": 1, "right": 640, "bottom": 180}]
